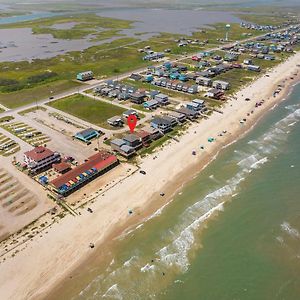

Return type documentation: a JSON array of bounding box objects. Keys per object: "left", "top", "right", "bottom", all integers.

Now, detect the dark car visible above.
[{"left": 139, "top": 170, "right": 146, "bottom": 175}]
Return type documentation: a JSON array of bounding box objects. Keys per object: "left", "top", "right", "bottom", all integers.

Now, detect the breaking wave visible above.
[{"left": 281, "top": 222, "right": 300, "bottom": 239}]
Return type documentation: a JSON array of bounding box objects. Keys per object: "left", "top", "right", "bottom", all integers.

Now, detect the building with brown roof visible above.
[
  {"left": 50, "top": 151, "right": 119, "bottom": 196},
  {"left": 24, "top": 146, "right": 61, "bottom": 173},
  {"left": 53, "top": 162, "right": 71, "bottom": 174}
]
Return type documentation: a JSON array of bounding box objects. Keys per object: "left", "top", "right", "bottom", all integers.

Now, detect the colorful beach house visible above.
[{"left": 76, "top": 71, "right": 93, "bottom": 81}]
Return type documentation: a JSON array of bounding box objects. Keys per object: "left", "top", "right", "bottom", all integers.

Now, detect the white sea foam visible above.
[
  {"left": 281, "top": 222, "right": 300, "bottom": 239},
  {"left": 288, "top": 121, "right": 297, "bottom": 127},
  {"left": 157, "top": 202, "right": 224, "bottom": 272},
  {"left": 140, "top": 263, "right": 155, "bottom": 272},
  {"left": 250, "top": 157, "right": 268, "bottom": 169},
  {"left": 102, "top": 284, "right": 123, "bottom": 300},
  {"left": 123, "top": 256, "right": 138, "bottom": 267}
]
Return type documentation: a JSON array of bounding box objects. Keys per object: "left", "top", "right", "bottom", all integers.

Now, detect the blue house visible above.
[
  {"left": 144, "top": 75, "right": 154, "bottom": 82},
  {"left": 163, "top": 62, "right": 172, "bottom": 70},
  {"left": 170, "top": 72, "right": 180, "bottom": 80},
  {"left": 74, "top": 128, "right": 100, "bottom": 144},
  {"left": 144, "top": 99, "right": 159, "bottom": 110},
  {"left": 77, "top": 71, "right": 93, "bottom": 81},
  {"left": 178, "top": 74, "right": 187, "bottom": 81},
  {"left": 151, "top": 117, "right": 172, "bottom": 133}
]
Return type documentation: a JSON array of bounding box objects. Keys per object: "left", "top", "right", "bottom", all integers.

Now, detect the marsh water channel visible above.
[{"left": 0, "top": 8, "right": 243, "bottom": 62}]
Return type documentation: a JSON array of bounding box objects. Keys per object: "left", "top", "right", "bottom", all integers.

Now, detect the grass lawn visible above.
[
  {"left": 0, "top": 116, "right": 14, "bottom": 123},
  {"left": 214, "top": 68, "right": 258, "bottom": 95},
  {"left": 47, "top": 94, "right": 126, "bottom": 129},
  {"left": 0, "top": 80, "right": 81, "bottom": 109}
]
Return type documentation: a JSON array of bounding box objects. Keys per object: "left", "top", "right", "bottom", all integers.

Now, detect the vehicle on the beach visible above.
[{"left": 139, "top": 170, "right": 146, "bottom": 175}]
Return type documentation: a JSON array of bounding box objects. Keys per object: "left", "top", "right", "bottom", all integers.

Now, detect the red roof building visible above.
[
  {"left": 24, "top": 146, "right": 61, "bottom": 173},
  {"left": 136, "top": 130, "right": 152, "bottom": 145},
  {"left": 51, "top": 151, "right": 119, "bottom": 196},
  {"left": 53, "top": 162, "right": 71, "bottom": 174}
]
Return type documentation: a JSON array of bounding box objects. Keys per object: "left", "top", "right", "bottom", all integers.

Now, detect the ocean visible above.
[{"left": 59, "top": 83, "right": 300, "bottom": 300}]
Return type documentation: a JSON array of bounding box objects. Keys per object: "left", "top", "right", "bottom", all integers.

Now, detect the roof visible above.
[
  {"left": 208, "top": 88, "right": 222, "bottom": 94},
  {"left": 177, "top": 107, "right": 198, "bottom": 116},
  {"left": 142, "top": 126, "right": 160, "bottom": 134},
  {"left": 76, "top": 128, "right": 99, "bottom": 138},
  {"left": 144, "top": 99, "right": 159, "bottom": 106},
  {"left": 161, "top": 115, "right": 174, "bottom": 122},
  {"left": 213, "top": 80, "right": 229, "bottom": 85},
  {"left": 168, "top": 111, "right": 185, "bottom": 118},
  {"left": 111, "top": 138, "right": 126, "bottom": 147},
  {"left": 123, "top": 109, "right": 137, "bottom": 116},
  {"left": 78, "top": 71, "right": 93, "bottom": 75},
  {"left": 24, "top": 146, "right": 55, "bottom": 162},
  {"left": 155, "top": 93, "right": 168, "bottom": 99},
  {"left": 53, "top": 162, "right": 71, "bottom": 173},
  {"left": 107, "top": 116, "right": 122, "bottom": 123},
  {"left": 51, "top": 151, "right": 118, "bottom": 189},
  {"left": 136, "top": 130, "right": 151, "bottom": 139},
  {"left": 123, "top": 134, "right": 140, "bottom": 143},
  {"left": 192, "top": 99, "right": 205, "bottom": 105},
  {"left": 120, "top": 145, "right": 135, "bottom": 153},
  {"left": 187, "top": 102, "right": 199, "bottom": 108},
  {"left": 151, "top": 117, "right": 172, "bottom": 126}
]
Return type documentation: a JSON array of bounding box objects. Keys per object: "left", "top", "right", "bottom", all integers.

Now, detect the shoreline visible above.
[
  {"left": 0, "top": 52, "right": 300, "bottom": 300},
  {"left": 46, "top": 71, "right": 300, "bottom": 300}
]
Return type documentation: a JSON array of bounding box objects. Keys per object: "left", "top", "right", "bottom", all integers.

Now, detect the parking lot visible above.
[
  {"left": 0, "top": 133, "right": 19, "bottom": 156},
  {"left": 0, "top": 120, "right": 50, "bottom": 147}
]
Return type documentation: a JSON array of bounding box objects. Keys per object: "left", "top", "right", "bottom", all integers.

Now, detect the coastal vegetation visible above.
[
  {"left": 0, "top": 13, "right": 292, "bottom": 109},
  {"left": 0, "top": 14, "right": 133, "bottom": 40}
]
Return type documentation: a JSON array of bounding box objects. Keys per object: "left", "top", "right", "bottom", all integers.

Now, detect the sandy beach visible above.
[{"left": 0, "top": 51, "right": 299, "bottom": 300}]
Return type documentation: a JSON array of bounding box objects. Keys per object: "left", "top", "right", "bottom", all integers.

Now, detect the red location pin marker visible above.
[{"left": 127, "top": 115, "right": 137, "bottom": 133}]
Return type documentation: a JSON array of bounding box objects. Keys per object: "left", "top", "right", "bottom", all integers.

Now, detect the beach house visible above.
[
  {"left": 136, "top": 130, "right": 152, "bottom": 146},
  {"left": 196, "top": 76, "right": 212, "bottom": 87},
  {"left": 111, "top": 139, "right": 136, "bottom": 157},
  {"left": 107, "top": 116, "right": 124, "bottom": 127},
  {"left": 167, "top": 111, "right": 187, "bottom": 123},
  {"left": 155, "top": 93, "right": 169, "bottom": 106},
  {"left": 176, "top": 107, "right": 199, "bottom": 120},
  {"left": 143, "top": 99, "right": 159, "bottom": 110},
  {"left": 186, "top": 99, "right": 205, "bottom": 111},
  {"left": 247, "top": 65, "right": 261, "bottom": 72},
  {"left": 123, "top": 134, "right": 143, "bottom": 150},
  {"left": 150, "top": 117, "right": 172, "bottom": 133},
  {"left": 212, "top": 80, "right": 230, "bottom": 90},
  {"left": 206, "top": 88, "right": 224, "bottom": 99},
  {"left": 77, "top": 71, "right": 93, "bottom": 81},
  {"left": 122, "top": 109, "right": 139, "bottom": 119},
  {"left": 142, "top": 126, "right": 163, "bottom": 140},
  {"left": 130, "top": 92, "right": 146, "bottom": 104}
]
